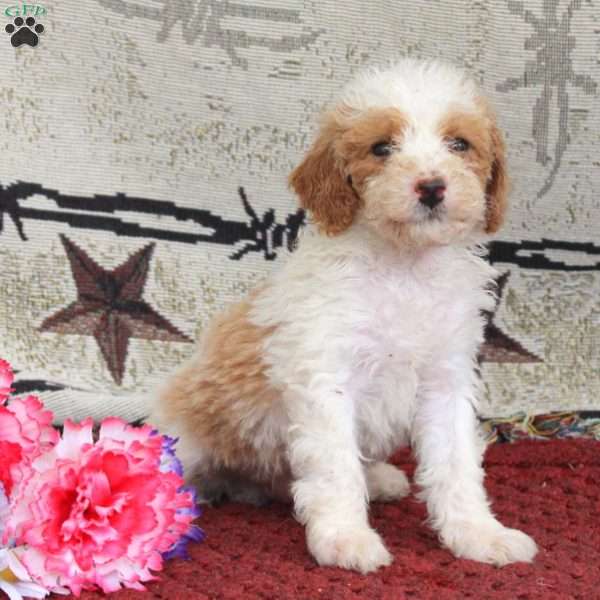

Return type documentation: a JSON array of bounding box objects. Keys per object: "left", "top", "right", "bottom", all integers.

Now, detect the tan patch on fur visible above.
[
  {"left": 289, "top": 107, "right": 407, "bottom": 236},
  {"left": 485, "top": 120, "right": 509, "bottom": 233},
  {"left": 158, "top": 293, "right": 280, "bottom": 473},
  {"left": 439, "top": 108, "right": 509, "bottom": 233}
]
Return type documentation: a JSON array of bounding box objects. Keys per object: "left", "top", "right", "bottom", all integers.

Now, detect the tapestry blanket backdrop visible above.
[{"left": 0, "top": 0, "right": 599, "bottom": 423}]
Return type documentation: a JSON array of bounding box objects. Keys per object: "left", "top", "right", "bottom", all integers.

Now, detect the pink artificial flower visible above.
[
  {"left": 0, "top": 395, "right": 58, "bottom": 496},
  {"left": 0, "top": 483, "right": 9, "bottom": 542},
  {"left": 0, "top": 359, "right": 14, "bottom": 404},
  {"left": 4, "top": 418, "right": 198, "bottom": 596}
]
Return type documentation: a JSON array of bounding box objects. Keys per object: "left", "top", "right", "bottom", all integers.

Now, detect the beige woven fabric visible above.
[{"left": 1, "top": 0, "right": 598, "bottom": 422}]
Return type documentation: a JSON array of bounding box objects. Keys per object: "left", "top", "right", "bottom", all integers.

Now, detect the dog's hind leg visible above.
[{"left": 365, "top": 462, "right": 411, "bottom": 502}]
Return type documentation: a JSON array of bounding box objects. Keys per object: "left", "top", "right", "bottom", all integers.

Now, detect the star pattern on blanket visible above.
[
  {"left": 480, "top": 271, "right": 541, "bottom": 363},
  {"left": 39, "top": 235, "right": 192, "bottom": 384}
]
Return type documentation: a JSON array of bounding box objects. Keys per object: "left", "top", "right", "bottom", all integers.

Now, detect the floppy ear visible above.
[
  {"left": 484, "top": 120, "right": 509, "bottom": 234},
  {"left": 289, "top": 121, "right": 361, "bottom": 236}
]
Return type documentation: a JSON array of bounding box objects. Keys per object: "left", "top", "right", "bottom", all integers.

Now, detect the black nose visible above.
[{"left": 416, "top": 178, "right": 446, "bottom": 209}]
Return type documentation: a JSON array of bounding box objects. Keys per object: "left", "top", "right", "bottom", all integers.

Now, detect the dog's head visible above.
[{"left": 290, "top": 60, "right": 508, "bottom": 248}]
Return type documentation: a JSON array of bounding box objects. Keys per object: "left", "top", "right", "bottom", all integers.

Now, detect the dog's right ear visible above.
[{"left": 289, "top": 118, "right": 361, "bottom": 236}]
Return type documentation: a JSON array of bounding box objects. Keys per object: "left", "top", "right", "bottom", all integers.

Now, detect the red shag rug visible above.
[{"left": 80, "top": 439, "right": 600, "bottom": 600}]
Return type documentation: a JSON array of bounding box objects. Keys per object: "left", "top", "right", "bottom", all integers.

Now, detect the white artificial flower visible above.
[{"left": 0, "top": 548, "right": 50, "bottom": 600}]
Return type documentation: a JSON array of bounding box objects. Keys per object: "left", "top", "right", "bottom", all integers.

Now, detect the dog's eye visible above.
[
  {"left": 371, "top": 141, "right": 392, "bottom": 157},
  {"left": 448, "top": 137, "right": 470, "bottom": 152}
]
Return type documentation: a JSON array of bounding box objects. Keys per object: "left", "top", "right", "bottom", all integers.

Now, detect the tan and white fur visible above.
[{"left": 150, "top": 60, "right": 537, "bottom": 573}]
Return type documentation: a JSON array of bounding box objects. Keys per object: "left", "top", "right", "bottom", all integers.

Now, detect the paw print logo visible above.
[{"left": 5, "top": 16, "right": 44, "bottom": 47}]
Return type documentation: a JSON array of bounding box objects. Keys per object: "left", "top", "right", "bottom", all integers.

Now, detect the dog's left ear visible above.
[
  {"left": 289, "top": 114, "right": 361, "bottom": 236},
  {"left": 484, "top": 119, "right": 509, "bottom": 234}
]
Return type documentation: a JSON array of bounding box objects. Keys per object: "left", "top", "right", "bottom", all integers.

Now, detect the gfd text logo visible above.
[{"left": 4, "top": 3, "right": 46, "bottom": 17}]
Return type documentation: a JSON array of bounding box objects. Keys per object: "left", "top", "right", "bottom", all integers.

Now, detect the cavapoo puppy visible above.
[{"left": 150, "top": 59, "right": 538, "bottom": 573}]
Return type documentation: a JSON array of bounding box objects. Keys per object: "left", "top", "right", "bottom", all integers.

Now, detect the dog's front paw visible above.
[
  {"left": 442, "top": 520, "right": 537, "bottom": 566},
  {"left": 307, "top": 523, "right": 392, "bottom": 573}
]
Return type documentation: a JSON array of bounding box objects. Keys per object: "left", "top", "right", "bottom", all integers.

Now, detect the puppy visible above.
[{"left": 150, "top": 60, "right": 537, "bottom": 573}]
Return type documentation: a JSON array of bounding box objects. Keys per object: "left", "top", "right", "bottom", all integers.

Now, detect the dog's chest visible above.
[
  {"left": 354, "top": 254, "right": 473, "bottom": 356},
  {"left": 347, "top": 251, "right": 487, "bottom": 458}
]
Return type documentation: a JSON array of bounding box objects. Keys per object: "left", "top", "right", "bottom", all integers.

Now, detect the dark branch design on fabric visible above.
[
  {"left": 487, "top": 239, "right": 600, "bottom": 271},
  {"left": 1, "top": 181, "right": 600, "bottom": 270},
  {"left": 0, "top": 181, "right": 306, "bottom": 262},
  {"left": 232, "top": 187, "right": 305, "bottom": 260},
  {"left": 39, "top": 235, "right": 192, "bottom": 384},
  {"left": 497, "top": 0, "right": 597, "bottom": 198},
  {"left": 11, "top": 375, "right": 66, "bottom": 395},
  {"left": 480, "top": 272, "right": 541, "bottom": 364},
  {"left": 0, "top": 183, "right": 29, "bottom": 240}
]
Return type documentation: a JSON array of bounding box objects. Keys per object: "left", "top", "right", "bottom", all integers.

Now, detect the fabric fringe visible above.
[{"left": 481, "top": 411, "right": 600, "bottom": 443}]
